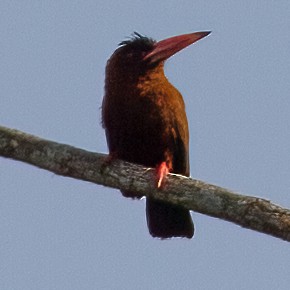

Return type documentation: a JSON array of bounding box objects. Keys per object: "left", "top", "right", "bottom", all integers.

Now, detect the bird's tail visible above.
[{"left": 146, "top": 198, "right": 194, "bottom": 239}]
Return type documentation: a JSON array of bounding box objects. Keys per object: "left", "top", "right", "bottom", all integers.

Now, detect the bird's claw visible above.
[{"left": 156, "top": 162, "right": 169, "bottom": 188}]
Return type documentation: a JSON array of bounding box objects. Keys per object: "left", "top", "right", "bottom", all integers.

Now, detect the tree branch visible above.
[{"left": 1, "top": 125, "right": 290, "bottom": 241}]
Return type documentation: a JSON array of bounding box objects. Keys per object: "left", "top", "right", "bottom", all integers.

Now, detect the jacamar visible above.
[{"left": 102, "top": 31, "right": 210, "bottom": 238}]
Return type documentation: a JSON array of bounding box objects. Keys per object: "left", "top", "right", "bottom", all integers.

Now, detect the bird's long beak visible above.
[{"left": 143, "top": 31, "right": 211, "bottom": 64}]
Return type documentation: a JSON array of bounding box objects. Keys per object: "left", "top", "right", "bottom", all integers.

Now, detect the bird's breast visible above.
[{"left": 103, "top": 78, "right": 188, "bottom": 171}]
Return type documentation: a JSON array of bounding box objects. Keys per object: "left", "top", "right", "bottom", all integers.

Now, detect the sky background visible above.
[{"left": 1, "top": 1, "right": 290, "bottom": 289}]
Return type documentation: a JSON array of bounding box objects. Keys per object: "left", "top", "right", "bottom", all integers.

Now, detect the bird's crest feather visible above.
[{"left": 119, "top": 32, "right": 155, "bottom": 49}]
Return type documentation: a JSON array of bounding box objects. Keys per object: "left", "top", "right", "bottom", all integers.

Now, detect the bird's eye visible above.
[
  {"left": 127, "top": 52, "right": 133, "bottom": 58},
  {"left": 141, "top": 51, "right": 147, "bottom": 58}
]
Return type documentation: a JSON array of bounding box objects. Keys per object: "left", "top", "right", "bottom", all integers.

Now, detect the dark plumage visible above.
[{"left": 102, "top": 31, "right": 210, "bottom": 238}]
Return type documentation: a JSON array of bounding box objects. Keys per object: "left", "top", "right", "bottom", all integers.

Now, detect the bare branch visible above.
[{"left": 1, "top": 125, "right": 290, "bottom": 241}]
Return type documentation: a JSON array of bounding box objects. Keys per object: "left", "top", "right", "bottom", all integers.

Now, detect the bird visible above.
[{"left": 102, "top": 31, "right": 210, "bottom": 239}]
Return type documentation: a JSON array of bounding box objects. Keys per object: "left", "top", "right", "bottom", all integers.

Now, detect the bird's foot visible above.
[{"left": 156, "top": 162, "right": 169, "bottom": 188}]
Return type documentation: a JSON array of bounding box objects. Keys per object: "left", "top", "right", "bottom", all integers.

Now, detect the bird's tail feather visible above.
[{"left": 146, "top": 198, "right": 194, "bottom": 239}]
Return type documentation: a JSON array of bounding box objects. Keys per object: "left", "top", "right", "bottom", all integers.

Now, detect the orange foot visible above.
[{"left": 156, "top": 162, "right": 169, "bottom": 188}]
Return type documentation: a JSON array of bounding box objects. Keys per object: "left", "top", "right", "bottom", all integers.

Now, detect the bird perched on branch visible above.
[{"left": 102, "top": 31, "right": 210, "bottom": 238}]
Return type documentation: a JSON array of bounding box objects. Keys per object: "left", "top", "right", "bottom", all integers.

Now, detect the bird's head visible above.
[{"left": 105, "top": 31, "right": 211, "bottom": 84}]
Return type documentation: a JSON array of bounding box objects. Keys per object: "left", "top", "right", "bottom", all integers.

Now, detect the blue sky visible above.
[{"left": 1, "top": 1, "right": 290, "bottom": 289}]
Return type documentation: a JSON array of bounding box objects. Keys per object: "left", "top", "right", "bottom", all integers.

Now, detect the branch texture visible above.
[{"left": 1, "top": 125, "right": 290, "bottom": 241}]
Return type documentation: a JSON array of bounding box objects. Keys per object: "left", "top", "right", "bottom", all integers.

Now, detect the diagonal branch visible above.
[{"left": 1, "top": 125, "right": 290, "bottom": 242}]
